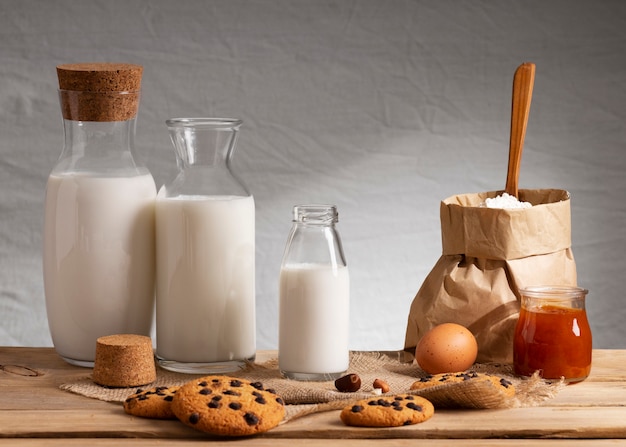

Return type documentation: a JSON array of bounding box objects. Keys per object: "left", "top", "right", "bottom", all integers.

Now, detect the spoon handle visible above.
[{"left": 505, "top": 62, "right": 536, "bottom": 198}]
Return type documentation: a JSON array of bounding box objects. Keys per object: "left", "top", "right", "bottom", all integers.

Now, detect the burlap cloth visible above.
[{"left": 60, "top": 351, "right": 564, "bottom": 423}]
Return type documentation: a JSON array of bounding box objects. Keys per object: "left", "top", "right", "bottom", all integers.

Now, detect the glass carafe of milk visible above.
[
  {"left": 155, "top": 118, "right": 255, "bottom": 374},
  {"left": 43, "top": 63, "right": 156, "bottom": 367},
  {"left": 279, "top": 205, "right": 350, "bottom": 381}
]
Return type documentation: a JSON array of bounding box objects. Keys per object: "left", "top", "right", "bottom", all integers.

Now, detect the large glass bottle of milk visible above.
[
  {"left": 279, "top": 205, "right": 350, "bottom": 381},
  {"left": 43, "top": 63, "right": 156, "bottom": 367},
  {"left": 155, "top": 118, "right": 255, "bottom": 374}
]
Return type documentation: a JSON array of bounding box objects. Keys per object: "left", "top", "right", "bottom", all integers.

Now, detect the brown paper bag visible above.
[{"left": 404, "top": 189, "right": 577, "bottom": 364}]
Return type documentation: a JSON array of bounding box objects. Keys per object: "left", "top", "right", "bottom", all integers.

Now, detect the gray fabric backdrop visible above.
[{"left": 1, "top": 0, "right": 624, "bottom": 351}]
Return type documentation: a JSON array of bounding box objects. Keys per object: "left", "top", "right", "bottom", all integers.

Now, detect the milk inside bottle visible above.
[
  {"left": 278, "top": 205, "right": 350, "bottom": 380},
  {"left": 43, "top": 63, "right": 156, "bottom": 366},
  {"left": 155, "top": 118, "right": 256, "bottom": 374}
]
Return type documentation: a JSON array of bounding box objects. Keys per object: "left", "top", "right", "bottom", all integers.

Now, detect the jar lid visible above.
[{"left": 56, "top": 63, "right": 143, "bottom": 121}]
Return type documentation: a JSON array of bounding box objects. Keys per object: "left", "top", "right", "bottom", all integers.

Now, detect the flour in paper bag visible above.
[{"left": 483, "top": 193, "right": 532, "bottom": 209}]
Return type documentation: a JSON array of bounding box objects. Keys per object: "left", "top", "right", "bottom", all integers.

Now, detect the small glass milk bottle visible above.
[
  {"left": 155, "top": 118, "right": 256, "bottom": 374},
  {"left": 279, "top": 204, "right": 350, "bottom": 381},
  {"left": 43, "top": 63, "right": 156, "bottom": 367}
]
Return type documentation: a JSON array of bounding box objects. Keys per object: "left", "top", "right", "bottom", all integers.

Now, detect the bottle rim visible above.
[
  {"left": 166, "top": 117, "right": 243, "bottom": 129},
  {"left": 293, "top": 204, "right": 338, "bottom": 224},
  {"left": 519, "top": 286, "right": 588, "bottom": 299}
]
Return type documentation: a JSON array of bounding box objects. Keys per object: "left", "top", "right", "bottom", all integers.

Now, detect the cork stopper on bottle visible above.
[{"left": 56, "top": 63, "right": 143, "bottom": 122}]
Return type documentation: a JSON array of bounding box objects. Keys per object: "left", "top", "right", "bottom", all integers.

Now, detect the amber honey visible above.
[{"left": 513, "top": 287, "right": 592, "bottom": 384}]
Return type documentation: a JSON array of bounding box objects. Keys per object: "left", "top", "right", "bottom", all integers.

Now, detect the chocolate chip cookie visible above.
[
  {"left": 410, "top": 371, "right": 515, "bottom": 397},
  {"left": 123, "top": 385, "right": 180, "bottom": 419},
  {"left": 171, "top": 375, "right": 285, "bottom": 437},
  {"left": 340, "top": 394, "right": 434, "bottom": 427}
]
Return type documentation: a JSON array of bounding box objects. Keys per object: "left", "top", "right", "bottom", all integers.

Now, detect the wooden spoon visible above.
[{"left": 505, "top": 62, "right": 536, "bottom": 198}]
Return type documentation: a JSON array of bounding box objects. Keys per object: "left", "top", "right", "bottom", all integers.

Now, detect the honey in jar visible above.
[{"left": 513, "top": 286, "right": 592, "bottom": 384}]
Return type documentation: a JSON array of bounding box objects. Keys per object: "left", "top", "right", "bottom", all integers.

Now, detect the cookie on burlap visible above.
[
  {"left": 123, "top": 385, "right": 180, "bottom": 419},
  {"left": 171, "top": 376, "right": 285, "bottom": 437},
  {"left": 340, "top": 394, "right": 434, "bottom": 427},
  {"left": 409, "top": 371, "right": 515, "bottom": 409},
  {"left": 411, "top": 371, "right": 515, "bottom": 396}
]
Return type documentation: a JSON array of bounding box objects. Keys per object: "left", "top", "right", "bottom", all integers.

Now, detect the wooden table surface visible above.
[{"left": 1, "top": 347, "right": 626, "bottom": 446}]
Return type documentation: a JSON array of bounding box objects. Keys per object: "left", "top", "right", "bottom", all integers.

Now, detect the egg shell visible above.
[{"left": 415, "top": 323, "right": 478, "bottom": 374}]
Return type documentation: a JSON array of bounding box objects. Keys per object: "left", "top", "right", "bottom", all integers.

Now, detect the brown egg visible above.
[{"left": 415, "top": 323, "right": 478, "bottom": 374}]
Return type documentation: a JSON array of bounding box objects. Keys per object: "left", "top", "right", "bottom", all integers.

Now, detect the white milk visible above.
[
  {"left": 155, "top": 195, "right": 255, "bottom": 365},
  {"left": 279, "top": 263, "right": 350, "bottom": 377},
  {"left": 43, "top": 173, "right": 156, "bottom": 365}
]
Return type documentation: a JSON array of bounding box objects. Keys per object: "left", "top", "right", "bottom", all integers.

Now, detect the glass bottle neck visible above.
[
  {"left": 167, "top": 118, "right": 241, "bottom": 170},
  {"left": 53, "top": 118, "right": 145, "bottom": 176},
  {"left": 282, "top": 204, "right": 347, "bottom": 267},
  {"left": 293, "top": 205, "right": 338, "bottom": 226},
  {"left": 161, "top": 118, "right": 249, "bottom": 197}
]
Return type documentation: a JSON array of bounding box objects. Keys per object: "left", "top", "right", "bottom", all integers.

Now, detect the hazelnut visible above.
[
  {"left": 373, "top": 378, "right": 390, "bottom": 393},
  {"left": 335, "top": 373, "right": 362, "bottom": 392}
]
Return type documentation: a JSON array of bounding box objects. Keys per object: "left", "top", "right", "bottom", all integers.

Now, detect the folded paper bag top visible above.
[
  {"left": 405, "top": 188, "right": 577, "bottom": 364},
  {"left": 441, "top": 189, "right": 572, "bottom": 260}
]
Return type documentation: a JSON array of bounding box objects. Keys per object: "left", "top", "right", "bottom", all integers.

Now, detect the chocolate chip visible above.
[
  {"left": 208, "top": 396, "right": 222, "bottom": 409},
  {"left": 266, "top": 388, "right": 277, "bottom": 395},
  {"left": 224, "top": 390, "right": 240, "bottom": 396},
  {"left": 351, "top": 405, "right": 364, "bottom": 413},
  {"left": 244, "top": 412, "right": 260, "bottom": 426},
  {"left": 407, "top": 403, "right": 423, "bottom": 411},
  {"left": 199, "top": 388, "right": 212, "bottom": 395},
  {"left": 229, "top": 402, "right": 242, "bottom": 410},
  {"left": 164, "top": 395, "right": 174, "bottom": 402},
  {"left": 230, "top": 379, "right": 243, "bottom": 387},
  {"left": 255, "top": 396, "right": 267, "bottom": 405},
  {"left": 189, "top": 412, "right": 200, "bottom": 424},
  {"left": 198, "top": 381, "right": 208, "bottom": 387},
  {"left": 276, "top": 397, "right": 284, "bottom": 406},
  {"left": 500, "top": 378, "right": 512, "bottom": 388},
  {"left": 393, "top": 406, "right": 403, "bottom": 411},
  {"left": 250, "top": 382, "right": 264, "bottom": 390}
]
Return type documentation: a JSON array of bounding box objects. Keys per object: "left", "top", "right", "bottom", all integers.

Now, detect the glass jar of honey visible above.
[{"left": 513, "top": 286, "right": 592, "bottom": 384}]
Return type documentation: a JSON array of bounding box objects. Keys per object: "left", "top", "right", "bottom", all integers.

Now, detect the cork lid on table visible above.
[{"left": 92, "top": 334, "right": 156, "bottom": 388}]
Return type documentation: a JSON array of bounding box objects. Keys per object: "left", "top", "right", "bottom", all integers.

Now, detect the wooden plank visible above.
[
  {"left": 1, "top": 439, "right": 624, "bottom": 447},
  {"left": 548, "top": 382, "right": 626, "bottom": 406},
  {"left": 273, "top": 406, "right": 626, "bottom": 440},
  {"left": 1, "top": 405, "right": 625, "bottom": 440}
]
